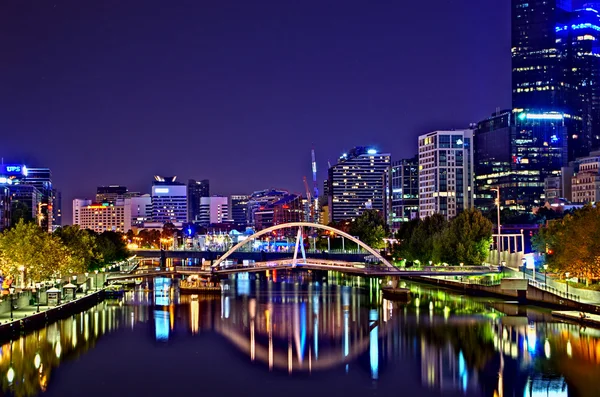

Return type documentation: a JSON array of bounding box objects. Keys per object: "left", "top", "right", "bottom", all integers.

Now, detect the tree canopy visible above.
[
  {"left": 394, "top": 209, "right": 492, "bottom": 266},
  {"left": 348, "top": 210, "right": 388, "bottom": 249},
  {"left": 532, "top": 204, "right": 600, "bottom": 285}
]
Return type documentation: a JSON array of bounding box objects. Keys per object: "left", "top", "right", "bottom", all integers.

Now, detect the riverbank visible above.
[
  {"left": 0, "top": 289, "right": 105, "bottom": 340},
  {"left": 406, "top": 276, "right": 600, "bottom": 314}
]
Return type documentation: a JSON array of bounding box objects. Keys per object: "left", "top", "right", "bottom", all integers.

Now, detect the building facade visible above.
[
  {"left": 327, "top": 146, "right": 391, "bottom": 223},
  {"left": 418, "top": 130, "right": 474, "bottom": 220},
  {"left": 23, "top": 167, "right": 53, "bottom": 232},
  {"left": 151, "top": 176, "right": 188, "bottom": 224},
  {"left": 198, "top": 196, "right": 229, "bottom": 226},
  {"left": 390, "top": 156, "right": 419, "bottom": 230},
  {"left": 571, "top": 150, "right": 600, "bottom": 203},
  {"left": 474, "top": 110, "right": 569, "bottom": 211},
  {"left": 96, "top": 186, "right": 127, "bottom": 204},
  {"left": 253, "top": 194, "right": 303, "bottom": 230},
  {"left": 75, "top": 202, "right": 132, "bottom": 233},
  {"left": 72, "top": 199, "right": 92, "bottom": 226},
  {"left": 187, "top": 179, "right": 210, "bottom": 223},
  {"left": 129, "top": 194, "right": 152, "bottom": 226},
  {"left": 512, "top": 1, "right": 600, "bottom": 159},
  {"left": 230, "top": 195, "right": 250, "bottom": 227}
]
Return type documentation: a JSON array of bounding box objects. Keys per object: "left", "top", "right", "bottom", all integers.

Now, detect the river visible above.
[{"left": 0, "top": 271, "right": 599, "bottom": 397}]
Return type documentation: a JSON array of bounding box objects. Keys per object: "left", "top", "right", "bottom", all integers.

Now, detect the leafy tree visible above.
[
  {"left": 0, "top": 220, "right": 72, "bottom": 283},
  {"left": 407, "top": 214, "right": 447, "bottom": 264},
  {"left": 54, "top": 225, "right": 100, "bottom": 271},
  {"left": 533, "top": 205, "right": 600, "bottom": 285},
  {"left": 348, "top": 210, "right": 388, "bottom": 249},
  {"left": 434, "top": 209, "right": 492, "bottom": 266},
  {"left": 94, "top": 231, "right": 129, "bottom": 266}
]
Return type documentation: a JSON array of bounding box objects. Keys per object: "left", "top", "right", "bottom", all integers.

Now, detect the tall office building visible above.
[
  {"left": 9, "top": 185, "right": 41, "bottom": 223},
  {"left": 474, "top": 110, "right": 568, "bottom": 210},
  {"left": 327, "top": 146, "right": 391, "bottom": 223},
  {"left": 512, "top": 1, "right": 600, "bottom": 159},
  {"left": 418, "top": 130, "right": 474, "bottom": 220},
  {"left": 23, "top": 167, "right": 53, "bottom": 232},
  {"left": 187, "top": 179, "right": 209, "bottom": 223},
  {"left": 52, "top": 189, "right": 62, "bottom": 227},
  {"left": 390, "top": 156, "right": 419, "bottom": 230},
  {"left": 96, "top": 186, "right": 127, "bottom": 204},
  {"left": 230, "top": 195, "right": 250, "bottom": 227},
  {"left": 198, "top": 196, "right": 228, "bottom": 226},
  {"left": 0, "top": 186, "right": 9, "bottom": 231},
  {"left": 151, "top": 176, "right": 188, "bottom": 224},
  {"left": 253, "top": 194, "right": 303, "bottom": 230}
]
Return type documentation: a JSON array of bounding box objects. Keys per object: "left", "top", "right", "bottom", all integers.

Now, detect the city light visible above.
[
  {"left": 521, "top": 113, "right": 564, "bottom": 120},
  {"left": 367, "top": 149, "right": 377, "bottom": 155}
]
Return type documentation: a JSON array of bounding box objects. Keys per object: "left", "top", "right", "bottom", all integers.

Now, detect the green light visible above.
[{"left": 518, "top": 113, "right": 527, "bottom": 120}]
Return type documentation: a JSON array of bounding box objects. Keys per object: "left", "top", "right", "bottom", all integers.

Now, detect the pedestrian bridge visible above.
[{"left": 106, "top": 261, "right": 500, "bottom": 282}]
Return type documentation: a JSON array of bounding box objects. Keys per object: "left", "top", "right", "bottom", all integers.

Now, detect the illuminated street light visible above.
[
  {"left": 565, "top": 272, "right": 570, "bottom": 297},
  {"left": 35, "top": 282, "right": 41, "bottom": 313},
  {"left": 543, "top": 264, "right": 548, "bottom": 285}
]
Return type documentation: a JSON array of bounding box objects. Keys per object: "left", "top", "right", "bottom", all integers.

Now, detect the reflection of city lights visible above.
[
  {"left": 34, "top": 353, "right": 41, "bottom": 369},
  {"left": 55, "top": 341, "right": 62, "bottom": 358},
  {"left": 567, "top": 340, "right": 572, "bottom": 358},
  {"left": 7, "top": 367, "right": 14, "bottom": 383},
  {"left": 544, "top": 339, "right": 551, "bottom": 359}
]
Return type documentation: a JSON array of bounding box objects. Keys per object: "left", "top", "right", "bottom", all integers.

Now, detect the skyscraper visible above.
[
  {"left": 327, "top": 146, "right": 391, "bottom": 223},
  {"left": 187, "top": 179, "right": 209, "bottom": 223},
  {"left": 512, "top": 1, "right": 600, "bottom": 159},
  {"left": 390, "top": 156, "right": 419, "bottom": 230},
  {"left": 151, "top": 176, "right": 188, "bottom": 224},
  {"left": 418, "top": 130, "right": 474, "bottom": 220},
  {"left": 198, "top": 196, "right": 229, "bottom": 226}
]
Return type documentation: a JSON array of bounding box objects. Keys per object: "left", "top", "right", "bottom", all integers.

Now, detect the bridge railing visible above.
[{"left": 528, "top": 278, "right": 580, "bottom": 302}]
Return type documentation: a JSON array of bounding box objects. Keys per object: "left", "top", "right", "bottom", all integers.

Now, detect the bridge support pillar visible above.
[{"left": 389, "top": 277, "right": 400, "bottom": 289}]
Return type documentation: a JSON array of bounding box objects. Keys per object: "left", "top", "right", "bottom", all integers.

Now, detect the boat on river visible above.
[
  {"left": 179, "top": 276, "right": 221, "bottom": 295},
  {"left": 381, "top": 287, "right": 411, "bottom": 302}
]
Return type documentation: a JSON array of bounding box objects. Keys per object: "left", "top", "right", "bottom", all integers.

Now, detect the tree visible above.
[
  {"left": 407, "top": 214, "right": 447, "bottom": 264},
  {"left": 348, "top": 210, "right": 388, "bottom": 249},
  {"left": 533, "top": 205, "right": 600, "bottom": 285},
  {"left": 10, "top": 201, "right": 34, "bottom": 226},
  {"left": 0, "top": 220, "right": 73, "bottom": 283},
  {"left": 54, "top": 225, "right": 100, "bottom": 272},
  {"left": 434, "top": 209, "right": 492, "bottom": 266}
]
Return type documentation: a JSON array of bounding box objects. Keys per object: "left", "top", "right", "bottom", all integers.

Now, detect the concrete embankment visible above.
[
  {"left": 407, "top": 276, "right": 600, "bottom": 314},
  {"left": 0, "top": 290, "right": 105, "bottom": 340}
]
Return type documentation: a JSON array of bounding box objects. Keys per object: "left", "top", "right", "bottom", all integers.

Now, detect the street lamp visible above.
[
  {"left": 8, "top": 286, "right": 15, "bottom": 320},
  {"left": 35, "top": 282, "right": 41, "bottom": 313},
  {"left": 491, "top": 187, "right": 501, "bottom": 265},
  {"left": 543, "top": 264, "right": 548, "bottom": 285},
  {"left": 565, "top": 272, "right": 570, "bottom": 297},
  {"left": 94, "top": 270, "right": 99, "bottom": 290}
]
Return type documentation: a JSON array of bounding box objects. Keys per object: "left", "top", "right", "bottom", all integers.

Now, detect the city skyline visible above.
[{"left": 0, "top": 0, "right": 511, "bottom": 224}]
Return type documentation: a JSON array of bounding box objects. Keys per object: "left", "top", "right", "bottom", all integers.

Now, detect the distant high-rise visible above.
[
  {"left": 151, "top": 176, "right": 187, "bottom": 224},
  {"left": 73, "top": 201, "right": 131, "bottom": 233},
  {"left": 52, "top": 189, "right": 62, "bottom": 227},
  {"left": 418, "top": 130, "right": 474, "bottom": 220},
  {"left": 129, "top": 194, "right": 152, "bottom": 226},
  {"left": 390, "top": 156, "right": 419, "bottom": 230},
  {"left": 198, "top": 196, "right": 229, "bottom": 226},
  {"left": 72, "top": 199, "right": 92, "bottom": 226},
  {"left": 96, "top": 186, "right": 127, "bottom": 204},
  {"left": 0, "top": 186, "right": 9, "bottom": 231},
  {"left": 230, "top": 195, "right": 250, "bottom": 227},
  {"left": 23, "top": 167, "right": 53, "bottom": 232},
  {"left": 327, "top": 146, "right": 391, "bottom": 223},
  {"left": 512, "top": 1, "right": 600, "bottom": 158},
  {"left": 187, "top": 179, "right": 209, "bottom": 223}
]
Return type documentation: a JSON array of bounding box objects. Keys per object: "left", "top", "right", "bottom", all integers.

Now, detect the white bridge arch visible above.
[{"left": 212, "top": 222, "right": 394, "bottom": 269}]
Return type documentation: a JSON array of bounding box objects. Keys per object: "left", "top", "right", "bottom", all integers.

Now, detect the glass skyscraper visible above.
[
  {"left": 390, "top": 156, "right": 419, "bottom": 230},
  {"left": 512, "top": 0, "right": 600, "bottom": 159}
]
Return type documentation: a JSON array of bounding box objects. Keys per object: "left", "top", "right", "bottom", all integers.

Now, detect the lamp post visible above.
[
  {"left": 84, "top": 272, "right": 89, "bottom": 294},
  {"left": 491, "top": 187, "right": 501, "bottom": 265},
  {"left": 9, "top": 287, "right": 15, "bottom": 320},
  {"left": 543, "top": 264, "right": 548, "bottom": 285},
  {"left": 35, "top": 282, "right": 41, "bottom": 313},
  {"left": 565, "top": 272, "right": 570, "bottom": 297},
  {"left": 94, "top": 270, "right": 99, "bottom": 290}
]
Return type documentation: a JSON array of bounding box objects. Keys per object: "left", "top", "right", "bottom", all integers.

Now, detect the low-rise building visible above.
[{"left": 571, "top": 151, "right": 600, "bottom": 203}]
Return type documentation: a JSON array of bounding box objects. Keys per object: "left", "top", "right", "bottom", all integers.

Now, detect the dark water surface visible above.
[{"left": 1, "top": 274, "right": 599, "bottom": 397}]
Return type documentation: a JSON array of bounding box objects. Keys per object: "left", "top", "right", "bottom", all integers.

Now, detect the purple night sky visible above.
[{"left": 1, "top": 0, "right": 511, "bottom": 223}]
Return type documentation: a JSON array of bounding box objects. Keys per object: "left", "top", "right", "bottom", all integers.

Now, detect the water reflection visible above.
[{"left": 1, "top": 273, "right": 599, "bottom": 397}]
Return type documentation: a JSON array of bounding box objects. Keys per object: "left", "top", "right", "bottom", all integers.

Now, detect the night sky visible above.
[{"left": 1, "top": 0, "right": 512, "bottom": 223}]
